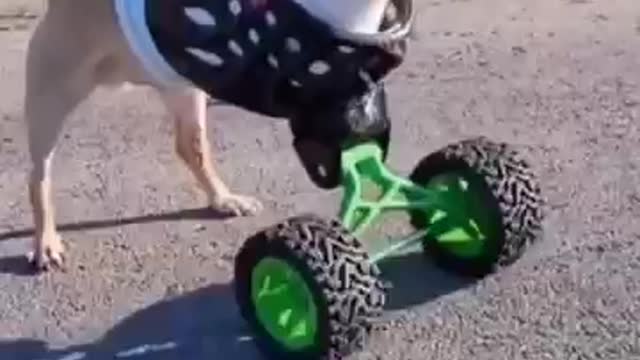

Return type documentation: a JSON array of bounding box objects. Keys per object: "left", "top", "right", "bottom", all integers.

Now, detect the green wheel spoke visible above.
[
  {"left": 251, "top": 257, "right": 319, "bottom": 351},
  {"left": 425, "top": 216, "right": 473, "bottom": 243},
  {"left": 415, "top": 171, "right": 499, "bottom": 259},
  {"left": 285, "top": 311, "right": 312, "bottom": 339}
]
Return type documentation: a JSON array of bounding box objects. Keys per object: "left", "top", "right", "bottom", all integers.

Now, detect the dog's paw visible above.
[
  {"left": 27, "top": 234, "right": 65, "bottom": 271},
  {"left": 211, "top": 193, "right": 263, "bottom": 216}
]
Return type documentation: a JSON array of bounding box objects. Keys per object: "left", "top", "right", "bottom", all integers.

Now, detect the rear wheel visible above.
[
  {"left": 409, "top": 136, "right": 545, "bottom": 277},
  {"left": 234, "top": 215, "right": 387, "bottom": 359}
]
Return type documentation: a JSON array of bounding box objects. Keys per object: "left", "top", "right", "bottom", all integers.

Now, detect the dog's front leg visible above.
[
  {"left": 23, "top": 18, "right": 96, "bottom": 270},
  {"left": 161, "top": 88, "right": 263, "bottom": 216}
]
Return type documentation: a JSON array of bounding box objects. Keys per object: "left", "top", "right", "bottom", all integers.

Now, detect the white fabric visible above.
[
  {"left": 114, "top": 0, "right": 192, "bottom": 88},
  {"left": 292, "top": 0, "right": 387, "bottom": 34}
]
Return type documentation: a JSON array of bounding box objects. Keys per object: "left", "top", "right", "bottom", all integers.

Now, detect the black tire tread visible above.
[
  {"left": 235, "top": 214, "right": 387, "bottom": 359},
  {"left": 410, "top": 136, "right": 545, "bottom": 276}
]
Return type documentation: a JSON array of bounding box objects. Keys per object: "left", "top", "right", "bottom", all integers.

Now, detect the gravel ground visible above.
[{"left": 1, "top": 0, "right": 640, "bottom": 359}]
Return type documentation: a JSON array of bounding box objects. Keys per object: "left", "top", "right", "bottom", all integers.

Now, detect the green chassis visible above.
[
  {"left": 340, "top": 141, "right": 498, "bottom": 262},
  {"left": 249, "top": 141, "right": 500, "bottom": 353}
]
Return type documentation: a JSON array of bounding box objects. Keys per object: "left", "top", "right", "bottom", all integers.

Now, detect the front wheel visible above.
[
  {"left": 234, "top": 215, "right": 386, "bottom": 359},
  {"left": 409, "top": 136, "right": 545, "bottom": 277}
]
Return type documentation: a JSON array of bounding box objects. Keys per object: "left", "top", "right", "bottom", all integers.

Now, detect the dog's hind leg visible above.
[
  {"left": 23, "top": 13, "right": 96, "bottom": 270},
  {"left": 161, "top": 88, "right": 263, "bottom": 216}
]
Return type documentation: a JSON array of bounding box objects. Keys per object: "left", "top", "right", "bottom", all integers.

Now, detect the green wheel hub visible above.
[
  {"left": 420, "top": 170, "right": 500, "bottom": 260},
  {"left": 250, "top": 257, "right": 319, "bottom": 351}
]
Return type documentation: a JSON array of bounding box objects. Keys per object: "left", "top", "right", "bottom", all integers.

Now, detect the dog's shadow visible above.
[
  {"left": 0, "top": 250, "right": 474, "bottom": 360},
  {"left": 0, "top": 282, "right": 263, "bottom": 360},
  {"left": 0, "top": 207, "right": 234, "bottom": 276}
]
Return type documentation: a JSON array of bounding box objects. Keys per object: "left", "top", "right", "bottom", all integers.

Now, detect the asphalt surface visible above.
[{"left": 1, "top": 0, "right": 640, "bottom": 359}]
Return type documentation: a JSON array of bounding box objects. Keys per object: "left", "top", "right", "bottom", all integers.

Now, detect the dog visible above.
[{"left": 22, "top": 0, "right": 414, "bottom": 271}]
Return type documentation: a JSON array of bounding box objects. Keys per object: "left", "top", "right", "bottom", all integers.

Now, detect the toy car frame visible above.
[{"left": 233, "top": 136, "right": 545, "bottom": 359}]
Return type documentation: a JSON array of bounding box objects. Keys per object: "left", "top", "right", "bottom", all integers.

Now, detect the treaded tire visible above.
[
  {"left": 409, "top": 136, "right": 545, "bottom": 277},
  {"left": 234, "top": 214, "right": 387, "bottom": 360}
]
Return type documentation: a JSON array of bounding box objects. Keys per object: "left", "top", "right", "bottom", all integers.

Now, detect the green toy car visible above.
[{"left": 233, "top": 136, "right": 545, "bottom": 359}]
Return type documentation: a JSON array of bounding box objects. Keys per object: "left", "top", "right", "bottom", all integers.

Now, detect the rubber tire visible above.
[
  {"left": 234, "top": 215, "right": 387, "bottom": 360},
  {"left": 409, "top": 136, "right": 545, "bottom": 278}
]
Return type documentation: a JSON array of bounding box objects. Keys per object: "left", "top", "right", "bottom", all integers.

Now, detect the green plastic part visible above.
[
  {"left": 245, "top": 142, "right": 503, "bottom": 356},
  {"left": 251, "top": 257, "right": 319, "bottom": 351},
  {"left": 339, "top": 142, "right": 438, "bottom": 236},
  {"left": 338, "top": 142, "right": 500, "bottom": 264}
]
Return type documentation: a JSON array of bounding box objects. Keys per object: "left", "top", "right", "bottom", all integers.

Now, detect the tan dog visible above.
[{"left": 23, "top": 0, "right": 405, "bottom": 271}]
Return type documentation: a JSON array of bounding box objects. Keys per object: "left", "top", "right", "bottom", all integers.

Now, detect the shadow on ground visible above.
[
  {"left": 0, "top": 206, "right": 233, "bottom": 275},
  {"left": 0, "top": 206, "right": 232, "bottom": 243},
  {"left": 0, "top": 282, "right": 263, "bottom": 360},
  {"left": 0, "top": 253, "right": 474, "bottom": 360},
  {"left": 0, "top": 209, "right": 474, "bottom": 359},
  {"left": 377, "top": 251, "right": 475, "bottom": 310}
]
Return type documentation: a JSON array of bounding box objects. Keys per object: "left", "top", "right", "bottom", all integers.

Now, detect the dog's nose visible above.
[{"left": 345, "top": 82, "right": 390, "bottom": 137}]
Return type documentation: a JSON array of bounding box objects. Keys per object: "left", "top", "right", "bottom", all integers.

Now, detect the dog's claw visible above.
[
  {"left": 27, "top": 249, "right": 65, "bottom": 271},
  {"left": 211, "top": 193, "right": 263, "bottom": 216},
  {"left": 27, "top": 250, "right": 65, "bottom": 271},
  {"left": 27, "top": 235, "right": 66, "bottom": 272}
]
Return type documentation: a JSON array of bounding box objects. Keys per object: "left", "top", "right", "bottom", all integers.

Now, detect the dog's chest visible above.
[{"left": 137, "top": 0, "right": 407, "bottom": 117}]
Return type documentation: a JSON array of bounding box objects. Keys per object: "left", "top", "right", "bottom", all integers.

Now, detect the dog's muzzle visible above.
[
  {"left": 285, "top": 0, "right": 414, "bottom": 189},
  {"left": 290, "top": 80, "right": 391, "bottom": 189}
]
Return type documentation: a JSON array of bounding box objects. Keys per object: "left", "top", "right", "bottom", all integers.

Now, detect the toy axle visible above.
[{"left": 367, "top": 227, "right": 429, "bottom": 264}]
